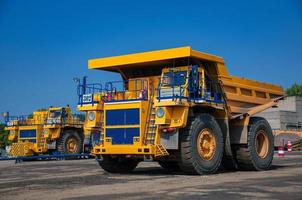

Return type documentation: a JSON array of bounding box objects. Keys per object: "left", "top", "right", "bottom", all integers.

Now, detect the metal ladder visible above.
[
  {"left": 144, "top": 86, "right": 156, "bottom": 145},
  {"left": 98, "top": 111, "right": 105, "bottom": 146},
  {"left": 143, "top": 86, "right": 169, "bottom": 157},
  {"left": 38, "top": 131, "right": 46, "bottom": 149},
  {"left": 155, "top": 144, "right": 169, "bottom": 157}
]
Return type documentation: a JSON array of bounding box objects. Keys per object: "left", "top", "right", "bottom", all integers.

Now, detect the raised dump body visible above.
[
  {"left": 5, "top": 106, "right": 87, "bottom": 157},
  {"left": 80, "top": 46, "right": 284, "bottom": 174}
]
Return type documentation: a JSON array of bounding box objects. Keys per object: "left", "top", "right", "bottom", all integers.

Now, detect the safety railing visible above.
[
  {"left": 45, "top": 114, "right": 85, "bottom": 126},
  {"left": 157, "top": 81, "right": 187, "bottom": 101},
  {"left": 78, "top": 83, "right": 103, "bottom": 94},
  {"left": 6, "top": 114, "right": 85, "bottom": 127},
  {"left": 5, "top": 115, "right": 47, "bottom": 127},
  {"left": 77, "top": 77, "right": 105, "bottom": 106},
  {"left": 188, "top": 78, "right": 223, "bottom": 104},
  {"left": 103, "top": 79, "right": 149, "bottom": 102},
  {"left": 76, "top": 76, "right": 149, "bottom": 104}
]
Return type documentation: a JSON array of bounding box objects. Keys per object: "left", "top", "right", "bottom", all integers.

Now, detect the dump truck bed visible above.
[
  {"left": 88, "top": 46, "right": 284, "bottom": 115},
  {"left": 220, "top": 75, "right": 284, "bottom": 114}
]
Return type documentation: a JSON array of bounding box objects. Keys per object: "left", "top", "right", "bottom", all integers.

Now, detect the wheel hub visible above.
[
  {"left": 197, "top": 128, "right": 216, "bottom": 161},
  {"left": 66, "top": 137, "right": 78, "bottom": 153},
  {"left": 255, "top": 130, "right": 269, "bottom": 158}
]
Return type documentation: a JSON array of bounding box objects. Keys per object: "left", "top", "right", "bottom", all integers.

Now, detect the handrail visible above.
[
  {"left": 103, "top": 79, "right": 149, "bottom": 102},
  {"left": 77, "top": 77, "right": 105, "bottom": 106},
  {"left": 6, "top": 115, "right": 47, "bottom": 126},
  {"left": 77, "top": 77, "right": 150, "bottom": 103},
  {"left": 6, "top": 113, "right": 85, "bottom": 127},
  {"left": 143, "top": 84, "right": 154, "bottom": 145}
]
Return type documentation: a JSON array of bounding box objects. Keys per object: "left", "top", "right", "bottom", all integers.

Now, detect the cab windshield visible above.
[
  {"left": 49, "top": 110, "right": 61, "bottom": 119},
  {"left": 162, "top": 71, "right": 187, "bottom": 86}
]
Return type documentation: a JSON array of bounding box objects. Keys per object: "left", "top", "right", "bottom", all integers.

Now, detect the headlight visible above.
[
  {"left": 156, "top": 107, "right": 165, "bottom": 118},
  {"left": 88, "top": 111, "right": 95, "bottom": 121}
]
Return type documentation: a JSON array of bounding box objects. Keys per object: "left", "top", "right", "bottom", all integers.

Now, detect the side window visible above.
[
  {"left": 162, "top": 71, "right": 187, "bottom": 86},
  {"left": 62, "top": 108, "right": 67, "bottom": 119}
]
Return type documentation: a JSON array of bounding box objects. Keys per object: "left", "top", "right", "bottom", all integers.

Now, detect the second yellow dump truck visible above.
[
  {"left": 5, "top": 106, "right": 87, "bottom": 157},
  {"left": 78, "top": 46, "right": 284, "bottom": 174}
]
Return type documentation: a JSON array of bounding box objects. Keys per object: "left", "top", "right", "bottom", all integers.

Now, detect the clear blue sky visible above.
[{"left": 0, "top": 0, "right": 301, "bottom": 119}]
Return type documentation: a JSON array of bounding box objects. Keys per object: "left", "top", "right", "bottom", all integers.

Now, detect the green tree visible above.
[
  {"left": 286, "top": 83, "right": 302, "bottom": 97},
  {"left": 0, "top": 124, "right": 10, "bottom": 150}
]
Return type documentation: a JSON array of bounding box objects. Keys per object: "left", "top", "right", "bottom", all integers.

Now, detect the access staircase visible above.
[
  {"left": 38, "top": 131, "right": 46, "bottom": 149},
  {"left": 144, "top": 105, "right": 156, "bottom": 145},
  {"left": 143, "top": 86, "right": 169, "bottom": 157}
]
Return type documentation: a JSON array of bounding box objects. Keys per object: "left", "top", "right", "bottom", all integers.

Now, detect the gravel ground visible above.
[{"left": 0, "top": 152, "right": 301, "bottom": 200}]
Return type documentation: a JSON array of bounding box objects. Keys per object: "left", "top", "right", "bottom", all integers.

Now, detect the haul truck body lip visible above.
[
  {"left": 88, "top": 46, "right": 224, "bottom": 70},
  {"left": 80, "top": 46, "right": 284, "bottom": 174}
]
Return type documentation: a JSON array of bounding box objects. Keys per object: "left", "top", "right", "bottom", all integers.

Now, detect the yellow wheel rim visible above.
[
  {"left": 197, "top": 128, "right": 216, "bottom": 161},
  {"left": 66, "top": 137, "right": 78, "bottom": 153},
  {"left": 255, "top": 130, "right": 269, "bottom": 158}
]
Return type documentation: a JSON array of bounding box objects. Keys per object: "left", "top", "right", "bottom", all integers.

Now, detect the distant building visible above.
[{"left": 257, "top": 96, "right": 302, "bottom": 130}]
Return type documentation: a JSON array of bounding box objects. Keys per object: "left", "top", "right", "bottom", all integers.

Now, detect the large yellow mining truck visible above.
[
  {"left": 78, "top": 46, "right": 284, "bottom": 174},
  {"left": 5, "top": 106, "right": 86, "bottom": 157}
]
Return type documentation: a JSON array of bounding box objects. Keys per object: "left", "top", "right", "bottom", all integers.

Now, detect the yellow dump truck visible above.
[
  {"left": 77, "top": 46, "right": 284, "bottom": 174},
  {"left": 5, "top": 106, "right": 86, "bottom": 157}
]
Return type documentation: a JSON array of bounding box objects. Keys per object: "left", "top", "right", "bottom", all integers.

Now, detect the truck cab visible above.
[
  {"left": 46, "top": 107, "right": 69, "bottom": 125},
  {"left": 44, "top": 106, "right": 80, "bottom": 140}
]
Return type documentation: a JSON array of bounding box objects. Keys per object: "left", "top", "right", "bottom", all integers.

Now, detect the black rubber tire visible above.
[
  {"left": 221, "top": 154, "right": 238, "bottom": 171},
  {"left": 158, "top": 161, "right": 180, "bottom": 171},
  {"left": 236, "top": 117, "right": 274, "bottom": 171},
  {"left": 98, "top": 156, "right": 138, "bottom": 174},
  {"left": 178, "top": 113, "right": 224, "bottom": 175},
  {"left": 57, "top": 129, "right": 83, "bottom": 154}
]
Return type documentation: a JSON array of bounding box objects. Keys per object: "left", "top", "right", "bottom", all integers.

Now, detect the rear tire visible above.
[
  {"left": 57, "top": 130, "right": 83, "bottom": 154},
  {"left": 236, "top": 117, "right": 274, "bottom": 171},
  {"left": 178, "top": 113, "right": 224, "bottom": 174},
  {"left": 98, "top": 156, "right": 138, "bottom": 173}
]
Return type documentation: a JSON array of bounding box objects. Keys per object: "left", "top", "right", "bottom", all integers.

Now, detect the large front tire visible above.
[
  {"left": 98, "top": 156, "right": 138, "bottom": 174},
  {"left": 236, "top": 117, "right": 274, "bottom": 171},
  {"left": 57, "top": 130, "right": 83, "bottom": 154},
  {"left": 178, "top": 113, "right": 224, "bottom": 174}
]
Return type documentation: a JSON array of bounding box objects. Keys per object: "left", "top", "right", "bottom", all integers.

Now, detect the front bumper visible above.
[{"left": 92, "top": 144, "right": 156, "bottom": 155}]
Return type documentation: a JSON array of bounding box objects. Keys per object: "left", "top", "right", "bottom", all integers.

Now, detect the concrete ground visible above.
[{"left": 0, "top": 152, "right": 301, "bottom": 200}]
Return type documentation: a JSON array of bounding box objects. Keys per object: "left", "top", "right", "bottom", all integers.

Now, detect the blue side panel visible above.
[
  {"left": 20, "top": 130, "right": 36, "bottom": 138},
  {"left": 106, "top": 108, "right": 140, "bottom": 125},
  {"left": 106, "top": 128, "right": 125, "bottom": 144},
  {"left": 106, "top": 128, "right": 140, "bottom": 144},
  {"left": 124, "top": 128, "right": 140, "bottom": 144},
  {"left": 106, "top": 110, "right": 125, "bottom": 125},
  {"left": 125, "top": 109, "right": 140, "bottom": 125}
]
